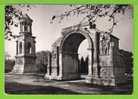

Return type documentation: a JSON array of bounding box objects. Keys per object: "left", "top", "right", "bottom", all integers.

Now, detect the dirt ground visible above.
[{"left": 5, "top": 73, "right": 133, "bottom": 95}]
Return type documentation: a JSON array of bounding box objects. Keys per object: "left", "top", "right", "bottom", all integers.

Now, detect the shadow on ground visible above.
[
  {"left": 5, "top": 82, "right": 79, "bottom": 94},
  {"left": 5, "top": 74, "right": 133, "bottom": 95}
]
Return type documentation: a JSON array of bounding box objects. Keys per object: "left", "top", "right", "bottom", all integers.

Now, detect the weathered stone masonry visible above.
[
  {"left": 11, "top": 14, "right": 36, "bottom": 74},
  {"left": 44, "top": 23, "right": 129, "bottom": 86}
]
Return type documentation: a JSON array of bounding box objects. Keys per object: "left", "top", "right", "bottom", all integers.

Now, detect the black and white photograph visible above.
[{"left": 5, "top": 4, "right": 133, "bottom": 94}]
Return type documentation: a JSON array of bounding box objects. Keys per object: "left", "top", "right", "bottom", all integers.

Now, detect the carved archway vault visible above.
[
  {"left": 44, "top": 24, "right": 128, "bottom": 86},
  {"left": 59, "top": 29, "right": 94, "bottom": 80}
]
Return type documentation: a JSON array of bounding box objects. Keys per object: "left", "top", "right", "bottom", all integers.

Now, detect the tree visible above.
[
  {"left": 50, "top": 4, "right": 132, "bottom": 33},
  {"left": 5, "top": 59, "right": 15, "bottom": 73},
  {"left": 5, "top": 52, "right": 15, "bottom": 73},
  {"left": 5, "top": 5, "right": 31, "bottom": 40},
  {"left": 85, "top": 56, "right": 89, "bottom": 74},
  {"left": 36, "top": 50, "right": 51, "bottom": 73},
  {"left": 80, "top": 57, "right": 85, "bottom": 73}
]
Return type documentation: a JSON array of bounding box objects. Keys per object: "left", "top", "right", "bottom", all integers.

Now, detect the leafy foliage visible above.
[
  {"left": 5, "top": 5, "right": 31, "bottom": 40},
  {"left": 50, "top": 4, "right": 131, "bottom": 33},
  {"left": 79, "top": 56, "right": 88, "bottom": 74},
  {"left": 5, "top": 59, "right": 15, "bottom": 73},
  {"left": 5, "top": 5, "right": 132, "bottom": 40}
]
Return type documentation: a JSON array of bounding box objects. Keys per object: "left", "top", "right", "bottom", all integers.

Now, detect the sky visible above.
[{"left": 5, "top": 5, "right": 133, "bottom": 59}]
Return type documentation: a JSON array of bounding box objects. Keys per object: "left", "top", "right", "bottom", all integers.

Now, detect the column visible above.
[
  {"left": 16, "top": 41, "right": 18, "bottom": 55},
  {"left": 33, "top": 40, "right": 36, "bottom": 55},
  {"left": 22, "top": 22, "right": 24, "bottom": 32},
  {"left": 85, "top": 47, "right": 93, "bottom": 83},
  {"left": 44, "top": 53, "right": 51, "bottom": 79},
  {"left": 58, "top": 52, "right": 63, "bottom": 79},
  {"left": 87, "top": 48, "right": 93, "bottom": 76},
  {"left": 47, "top": 53, "right": 51, "bottom": 75},
  {"left": 109, "top": 42, "right": 115, "bottom": 86},
  {"left": 20, "top": 22, "right": 23, "bottom": 32},
  {"left": 22, "top": 42, "right": 24, "bottom": 55},
  {"left": 92, "top": 32, "right": 100, "bottom": 78},
  {"left": 56, "top": 47, "right": 59, "bottom": 76}
]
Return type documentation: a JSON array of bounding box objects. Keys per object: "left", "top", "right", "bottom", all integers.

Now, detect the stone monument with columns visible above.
[{"left": 11, "top": 14, "right": 36, "bottom": 74}]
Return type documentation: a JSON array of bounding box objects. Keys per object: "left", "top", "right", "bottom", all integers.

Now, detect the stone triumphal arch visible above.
[{"left": 44, "top": 23, "right": 128, "bottom": 86}]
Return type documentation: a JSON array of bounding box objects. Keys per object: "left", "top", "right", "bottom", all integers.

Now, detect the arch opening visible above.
[
  {"left": 61, "top": 32, "right": 93, "bottom": 80},
  {"left": 78, "top": 39, "right": 89, "bottom": 78}
]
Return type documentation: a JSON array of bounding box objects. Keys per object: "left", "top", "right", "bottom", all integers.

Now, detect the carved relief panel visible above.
[{"left": 99, "top": 33, "right": 110, "bottom": 55}]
